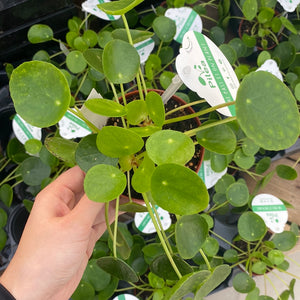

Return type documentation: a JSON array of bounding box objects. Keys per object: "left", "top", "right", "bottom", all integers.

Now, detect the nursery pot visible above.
[{"left": 109, "top": 89, "right": 205, "bottom": 202}]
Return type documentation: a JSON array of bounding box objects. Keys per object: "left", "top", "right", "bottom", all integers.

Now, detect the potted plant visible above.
[{"left": 6, "top": 0, "right": 300, "bottom": 298}]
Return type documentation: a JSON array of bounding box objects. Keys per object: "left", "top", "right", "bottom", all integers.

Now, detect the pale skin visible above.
[{"left": 0, "top": 166, "right": 119, "bottom": 300}]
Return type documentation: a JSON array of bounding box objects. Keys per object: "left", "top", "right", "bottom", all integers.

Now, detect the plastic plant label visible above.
[
  {"left": 252, "top": 194, "right": 288, "bottom": 233},
  {"left": 165, "top": 7, "right": 203, "bottom": 44},
  {"left": 12, "top": 114, "right": 42, "bottom": 144},
  {"left": 176, "top": 31, "right": 239, "bottom": 117},
  {"left": 198, "top": 160, "right": 227, "bottom": 189},
  {"left": 59, "top": 109, "right": 92, "bottom": 139},
  {"left": 134, "top": 38, "right": 155, "bottom": 64},
  {"left": 277, "top": 0, "right": 300, "bottom": 12},
  {"left": 112, "top": 294, "right": 140, "bottom": 300},
  {"left": 134, "top": 204, "right": 171, "bottom": 234},
  {"left": 256, "top": 59, "right": 283, "bottom": 82},
  {"left": 82, "top": 0, "right": 121, "bottom": 21}
]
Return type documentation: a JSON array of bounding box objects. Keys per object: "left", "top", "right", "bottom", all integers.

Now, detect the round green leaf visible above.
[
  {"left": 85, "top": 98, "right": 126, "bottom": 117},
  {"left": 228, "top": 38, "right": 247, "bottom": 57},
  {"left": 0, "top": 184, "right": 13, "bottom": 208},
  {"left": 83, "top": 30, "right": 98, "bottom": 47},
  {"left": 75, "top": 134, "right": 118, "bottom": 172},
  {"left": 0, "top": 208, "right": 7, "bottom": 228},
  {"left": 215, "top": 174, "right": 235, "bottom": 193},
  {"left": 97, "top": 256, "right": 138, "bottom": 282},
  {"left": 201, "top": 237, "right": 219, "bottom": 257},
  {"left": 148, "top": 272, "right": 165, "bottom": 289},
  {"left": 152, "top": 16, "right": 176, "bottom": 42},
  {"left": 268, "top": 249, "right": 285, "bottom": 265},
  {"left": 252, "top": 261, "right": 267, "bottom": 274},
  {"left": 272, "top": 231, "right": 297, "bottom": 251},
  {"left": 233, "top": 272, "right": 256, "bottom": 293},
  {"left": 150, "top": 254, "right": 193, "bottom": 280},
  {"left": 84, "top": 164, "right": 126, "bottom": 202},
  {"left": 83, "top": 48, "right": 103, "bottom": 73},
  {"left": 257, "top": 51, "right": 271, "bottom": 66},
  {"left": 209, "top": 26, "right": 225, "bottom": 46},
  {"left": 175, "top": 214, "right": 208, "bottom": 259},
  {"left": 219, "top": 44, "right": 237, "bottom": 65},
  {"left": 27, "top": 24, "right": 53, "bottom": 43},
  {"left": 126, "top": 100, "right": 148, "bottom": 125},
  {"left": 96, "top": 277, "right": 119, "bottom": 300},
  {"left": 39, "top": 146, "right": 59, "bottom": 168},
  {"left": 242, "top": 0, "right": 258, "bottom": 20},
  {"left": 276, "top": 165, "right": 298, "bottom": 180},
  {"left": 273, "top": 41, "right": 296, "bottom": 70},
  {"left": 242, "top": 138, "right": 260, "bottom": 156},
  {"left": 210, "top": 153, "right": 228, "bottom": 172},
  {"left": 145, "top": 91, "right": 165, "bottom": 127},
  {"left": 33, "top": 50, "right": 50, "bottom": 62},
  {"left": 255, "top": 157, "right": 271, "bottom": 174},
  {"left": 20, "top": 157, "right": 51, "bottom": 186},
  {"left": 102, "top": 39, "right": 140, "bottom": 84},
  {"left": 226, "top": 182, "right": 249, "bottom": 207},
  {"left": 97, "top": 126, "right": 144, "bottom": 158},
  {"left": 159, "top": 46, "right": 174, "bottom": 65},
  {"left": 159, "top": 71, "right": 175, "bottom": 89},
  {"left": 0, "top": 229, "right": 7, "bottom": 251},
  {"left": 112, "top": 28, "right": 153, "bottom": 44},
  {"left": 223, "top": 249, "right": 239, "bottom": 263},
  {"left": 72, "top": 281, "right": 95, "bottom": 300},
  {"left": 66, "top": 51, "right": 87, "bottom": 74},
  {"left": 236, "top": 71, "right": 300, "bottom": 150},
  {"left": 151, "top": 164, "right": 209, "bottom": 215},
  {"left": 24, "top": 139, "right": 42, "bottom": 155},
  {"left": 10, "top": 61, "right": 71, "bottom": 127},
  {"left": 196, "top": 122, "right": 236, "bottom": 155},
  {"left": 97, "top": 30, "right": 113, "bottom": 48},
  {"left": 238, "top": 212, "right": 267, "bottom": 242},
  {"left": 73, "top": 37, "right": 89, "bottom": 51},
  {"left": 146, "top": 130, "right": 195, "bottom": 166}
]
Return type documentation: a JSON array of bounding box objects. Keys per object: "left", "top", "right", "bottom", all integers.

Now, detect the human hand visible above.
[{"left": 0, "top": 166, "right": 118, "bottom": 300}]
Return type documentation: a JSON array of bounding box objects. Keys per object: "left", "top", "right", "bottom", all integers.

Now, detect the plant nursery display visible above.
[{"left": 0, "top": 0, "right": 300, "bottom": 299}]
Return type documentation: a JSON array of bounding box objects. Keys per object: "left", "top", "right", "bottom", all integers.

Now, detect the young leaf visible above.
[
  {"left": 10, "top": 61, "right": 71, "bottom": 127},
  {"left": 152, "top": 16, "right": 176, "bottom": 42},
  {"left": 272, "top": 231, "right": 297, "bottom": 251},
  {"left": 112, "top": 28, "right": 153, "bottom": 43},
  {"left": 236, "top": 71, "right": 300, "bottom": 150},
  {"left": 0, "top": 184, "right": 13, "bottom": 208},
  {"left": 276, "top": 165, "right": 298, "bottom": 180},
  {"left": 83, "top": 49, "right": 103, "bottom": 73},
  {"left": 27, "top": 24, "right": 53, "bottom": 43},
  {"left": 255, "top": 157, "right": 271, "bottom": 174},
  {"left": 85, "top": 98, "right": 126, "bottom": 117},
  {"left": 226, "top": 182, "right": 249, "bottom": 207},
  {"left": 242, "top": 0, "right": 258, "bottom": 21},
  {"left": 84, "top": 164, "right": 126, "bottom": 202},
  {"left": 145, "top": 91, "right": 165, "bottom": 127},
  {"left": 146, "top": 130, "right": 194, "bottom": 166},
  {"left": 0, "top": 209, "right": 7, "bottom": 228},
  {"left": 151, "top": 164, "right": 209, "bottom": 215},
  {"left": 66, "top": 51, "right": 87, "bottom": 74},
  {"left": 97, "top": 0, "right": 143, "bottom": 15},
  {"left": 126, "top": 100, "right": 148, "bottom": 125}
]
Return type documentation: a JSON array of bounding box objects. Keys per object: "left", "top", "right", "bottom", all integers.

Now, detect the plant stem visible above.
[
  {"left": 105, "top": 202, "right": 121, "bottom": 247},
  {"left": 139, "top": 68, "right": 148, "bottom": 96},
  {"left": 0, "top": 158, "right": 11, "bottom": 173},
  {"left": 206, "top": 200, "right": 229, "bottom": 214},
  {"left": 285, "top": 254, "right": 300, "bottom": 268},
  {"left": 11, "top": 180, "right": 23, "bottom": 189},
  {"left": 165, "top": 99, "right": 206, "bottom": 116},
  {"left": 264, "top": 274, "right": 282, "bottom": 300},
  {"left": 126, "top": 171, "right": 133, "bottom": 203},
  {"left": 157, "top": 41, "right": 163, "bottom": 56},
  {"left": 142, "top": 192, "right": 182, "bottom": 279},
  {"left": 184, "top": 117, "right": 237, "bottom": 137},
  {"left": 292, "top": 156, "right": 300, "bottom": 169},
  {"left": 136, "top": 72, "right": 145, "bottom": 101},
  {"left": 74, "top": 70, "right": 88, "bottom": 99},
  {"left": 110, "top": 82, "right": 127, "bottom": 128},
  {"left": 199, "top": 249, "right": 212, "bottom": 271},
  {"left": 113, "top": 196, "right": 120, "bottom": 258}
]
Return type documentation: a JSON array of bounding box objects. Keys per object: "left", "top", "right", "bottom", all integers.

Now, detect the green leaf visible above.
[
  {"left": 257, "top": 51, "right": 271, "bottom": 66},
  {"left": 97, "top": 126, "right": 144, "bottom": 158},
  {"left": 27, "top": 24, "right": 53, "bottom": 43},
  {"left": 75, "top": 134, "right": 118, "bottom": 172},
  {"left": 126, "top": 100, "right": 148, "bottom": 125},
  {"left": 252, "top": 261, "right": 267, "bottom": 274},
  {"left": 96, "top": 277, "right": 118, "bottom": 300},
  {"left": 23, "top": 199, "right": 34, "bottom": 213},
  {"left": 194, "top": 265, "right": 231, "bottom": 299},
  {"left": 257, "top": 7, "right": 274, "bottom": 23},
  {"left": 242, "top": 0, "right": 258, "bottom": 20},
  {"left": 242, "top": 138, "right": 260, "bottom": 156},
  {"left": 83, "top": 30, "right": 98, "bottom": 47},
  {"left": 246, "top": 287, "right": 260, "bottom": 300},
  {"left": 276, "top": 165, "right": 298, "bottom": 180},
  {"left": 148, "top": 272, "right": 165, "bottom": 289},
  {"left": 223, "top": 249, "right": 239, "bottom": 263},
  {"left": 280, "top": 17, "right": 298, "bottom": 35},
  {"left": 66, "top": 51, "right": 87, "bottom": 74},
  {"left": 272, "top": 231, "right": 297, "bottom": 251},
  {"left": 85, "top": 98, "right": 126, "bottom": 117},
  {"left": 132, "top": 154, "right": 155, "bottom": 193},
  {"left": 97, "top": 30, "right": 113, "bottom": 48},
  {"left": 39, "top": 146, "right": 59, "bottom": 168},
  {"left": 236, "top": 71, "right": 300, "bottom": 150},
  {"left": 209, "top": 26, "right": 225, "bottom": 46},
  {"left": 10, "top": 61, "right": 71, "bottom": 127},
  {"left": 146, "top": 91, "right": 165, "bottom": 127},
  {"left": 273, "top": 41, "right": 296, "bottom": 70},
  {"left": 233, "top": 272, "right": 256, "bottom": 293},
  {"left": 210, "top": 153, "right": 228, "bottom": 172},
  {"left": 159, "top": 71, "right": 175, "bottom": 89},
  {"left": 45, "top": 137, "right": 77, "bottom": 166},
  {"left": 234, "top": 149, "right": 255, "bottom": 169},
  {"left": 112, "top": 29, "right": 153, "bottom": 44},
  {"left": 0, "top": 184, "right": 13, "bottom": 207},
  {"left": 150, "top": 254, "right": 193, "bottom": 280},
  {"left": 219, "top": 44, "right": 237, "bottom": 65},
  {"left": 72, "top": 281, "right": 95, "bottom": 300},
  {"left": 268, "top": 249, "right": 285, "bottom": 265},
  {"left": 229, "top": 38, "right": 247, "bottom": 57},
  {"left": 165, "top": 270, "right": 211, "bottom": 300},
  {"left": 73, "top": 37, "right": 89, "bottom": 51},
  {"left": 97, "top": 0, "right": 143, "bottom": 15},
  {"left": 238, "top": 212, "right": 267, "bottom": 242},
  {"left": 84, "top": 164, "right": 126, "bottom": 202},
  {"left": 152, "top": 16, "right": 176, "bottom": 42},
  {"left": 20, "top": 157, "right": 51, "bottom": 186},
  {"left": 82, "top": 259, "right": 111, "bottom": 292},
  {"left": 97, "top": 256, "right": 138, "bottom": 282},
  {"left": 129, "top": 126, "right": 161, "bottom": 137},
  {"left": 119, "top": 202, "right": 148, "bottom": 212},
  {"left": 102, "top": 39, "right": 140, "bottom": 84},
  {"left": 196, "top": 122, "right": 236, "bottom": 155},
  {"left": 145, "top": 54, "right": 161, "bottom": 80},
  {"left": 24, "top": 139, "right": 42, "bottom": 155},
  {"left": 201, "top": 237, "right": 219, "bottom": 257},
  {"left": 151, "top": 163, "right": 209, "bottom": 215},
  {"left": 0, "top": 228, "right": 7, "bottom": 251},
  {"left": 226, "top": 182, "right": 249, "bottom": 207},
  {"left": 0, "top": 208, "right": 7, "bottom": 228},
  {"left": 146, "top": 130, "right": 194, "bottom": 166},
  {"left": 33, "top": 50, "right": 50, "bottom": 62},
  {"left": 83, "top": 49, "right": 103, "bottom": 73},
  {"left": 255, "top": 157, "right": 271, "bottom": 174},
  {"left": 175, "top": 214, "right": 208, "bottom": 259},
  {"left": 215, "top": 174, "right": 235, "bottom": 193}
]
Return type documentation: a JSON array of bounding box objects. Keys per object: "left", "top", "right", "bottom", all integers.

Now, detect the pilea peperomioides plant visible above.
[{"left": 8, "top": 0, "right": 300, "bottom": 298}]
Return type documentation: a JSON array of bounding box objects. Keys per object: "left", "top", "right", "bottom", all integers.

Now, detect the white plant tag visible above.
[
  {"left": 165, "top": 7, "right": 202, "bottom": 44},
  {"left": 134, "top": 204, "right": 171, "bottom": 234},
  {"left": 12, "top": 114, "right": 42, "bottom": 145},
  {"left": 134, "top": 38, "right": 155, "bottom": 64},
  {"left": 112, "top": 294, "right": 140, "bottom": 300},
  {"left": 198, "top": 160, "right": 227, "bottom": 189},
  {"left": 176, "top": 31, "right": 239, "bottom": 117},
  {"left": 82, "top": 0, "right": 121, "bottom": 21},
  {"left": 59, "top": 41, "right": 69, "bottom": 56},
  {"left": 256, "top": 59, "right": 283, "bottom": 82},
  {"left": 59, "top": 109, "right": 92, "bottom": 139},
  {"left": 252, "top": 194, "right": 288, "bottom": 233},
  {"left": 277, "top": 0, "right": 300, "bottom": 12}
]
